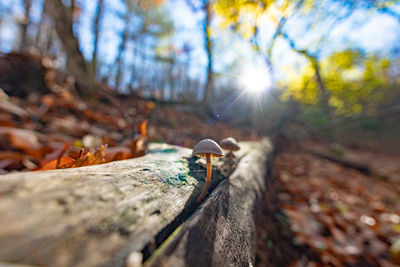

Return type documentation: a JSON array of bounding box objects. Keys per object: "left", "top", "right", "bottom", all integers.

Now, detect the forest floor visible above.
[{"left": 256, "top": 144, "right": 400, "bottom": 267}]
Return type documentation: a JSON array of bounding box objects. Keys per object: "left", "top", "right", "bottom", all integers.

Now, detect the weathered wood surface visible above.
[
  {"left": 0, "top": 141, "right": 270, "bottom": 267},
  {"left": 147, "top": 139, "right": 273, "bottom": 267}
]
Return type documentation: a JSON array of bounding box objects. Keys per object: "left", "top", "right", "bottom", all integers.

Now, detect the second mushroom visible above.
[
  {"left": 219, "top": 137, "right": 240, "bottom": 157},
  {"left": 219, "top": 137, "right": 240, "bottom": 174}
]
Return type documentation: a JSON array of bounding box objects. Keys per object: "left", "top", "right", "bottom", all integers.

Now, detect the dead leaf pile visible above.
[
  {"left": 266, "top": 148, "right": 400, "bottom": 266},
  {"left": 301, "top": 141, "right": 400, "bottom": 182}
]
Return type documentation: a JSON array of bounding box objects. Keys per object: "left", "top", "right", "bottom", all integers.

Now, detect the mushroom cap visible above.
[
  {"left": 192, "top": 138, "right": 224, "bottom": 158},
  {"left": 219, "top": 137, "right": 240, "bottom": 151}
]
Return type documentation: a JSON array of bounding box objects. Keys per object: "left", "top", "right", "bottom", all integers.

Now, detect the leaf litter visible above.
[
  {"left": 256, "top": 146, "right": 400, "bottom": 266},
  {"left": 0, "top": 89, "right": 258, "bottom": 173}
]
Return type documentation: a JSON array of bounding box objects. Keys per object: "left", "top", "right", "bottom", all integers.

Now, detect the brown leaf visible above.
[
  {"left": 130, "top": 137, "right": 146, "bottom": 158},
  {"left": 0, "top": 127, "right": 43, "bottom": 158},
  {"left": 37, "top": 156, "right": 75, "bottom": 171},
  {"left": 43, "top": 142, "right": 70, "bottom": 164},
  {"left": 70, "top": 145, "right": 106, "bottom": 168},
  {"left": 105, "top": 146, "right": 131, "bottom": 162},
  {"left": 138, "top": 120, "right": 147, "bottom": 137}
]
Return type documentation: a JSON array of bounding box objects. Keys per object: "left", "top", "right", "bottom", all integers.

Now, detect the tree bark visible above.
[
  {"left": 92, "top": 0, "right": 104, "bottom": 78},
  {"left": 46, "top": 0, "right": 93, "bottom": 91},
  {"left": 304, "top": 53, "right": 332, "bottom": 121},
  {"left": 202, "top": 1, "right": 214, "bottom": 115},
  {"left": 114, "top": 15, "right": 129, "bottom": 90},
  {"left": 35, "top": 0, "right": 48, "bottom": 51},
  {"left": 279, "top": 31, "right": 337, "bottom": 139},
  {"left": 19, "top": 0, "right": 32, "bottom": 51}
]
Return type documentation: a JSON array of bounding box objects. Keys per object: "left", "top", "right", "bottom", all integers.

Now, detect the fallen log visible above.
[
  {"left": 0, "top": 140, "right": 272, "bottom": 267},
  {"left": 146, "top": 139, "right": 273, "bottom": 267}
]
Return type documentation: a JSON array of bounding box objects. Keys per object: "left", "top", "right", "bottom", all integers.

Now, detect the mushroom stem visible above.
[
  {"left": 226, "top": 151, "right": 234, "bottom": 174},
  {"left": 196, "top": 154, "right": 212, "bottom": 203}
]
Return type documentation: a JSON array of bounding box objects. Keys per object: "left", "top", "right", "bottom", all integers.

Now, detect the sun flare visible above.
[{"left": 239, "top": 67, "right": 271, "bottom": 93}]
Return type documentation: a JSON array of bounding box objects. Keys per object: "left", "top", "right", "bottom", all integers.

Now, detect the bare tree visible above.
[
  {"left": 202, "top": 1, "right": 213, "bottom": 113},
  {"left": 114, "top": 13, "right": 130, "bottom": 90},
  {"left": 279, "top": 31, "right": 333, "bottom": 122},
  {"left": 35, "top": 0, "right": 48, "bottom": 51},
  {"left": 19, "top": 0, "right": 32, "bottom": 50},
  {"left": 92, "top": 0, "right": 104, "bottom": 77},
  {"left": 186, "top": 0, "right": 214, "bottom": 114},
  {"left": 46, "top": 0, "right": 92, "bottom": 90}
]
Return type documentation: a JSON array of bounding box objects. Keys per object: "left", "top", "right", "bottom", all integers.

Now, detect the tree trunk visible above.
[
  {"left": 280, "top": 31, "right": 337, "bottom": 139},
  {"left": 35, "top": 0, "right": 48, "bottom": 52},
  {"left": 92, "top": 0, "right": 104, "bottom": 78},
  {"left": 19, "top": 0, "right": 32, "bottom": 51},
  {"left": 169, "top": 58, "right": 176, "bottom": 100},
  {"left": 114, "top": 15, "right": 129, "bottom": 90},
  {"left": 202, "top": 1, "right": 214, "bottom": 115},
  {"left": 71, "top": 0, "right": 76, "bottom": 18},
  {"left": 308, "top": 55, "right": 332, "bottom": 120},
  {"left": 128, "top": 39, "right": 138, "bottom": 93},
  {"left": 46, "top": 0, "right": 93, "bottom": 91},
  {"left": 308, "top": 56, "right": 339, "bottom": 140}
]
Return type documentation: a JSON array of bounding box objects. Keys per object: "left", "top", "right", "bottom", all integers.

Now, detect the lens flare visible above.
[{"left": 239, "top": 67, "right": 271, "bottom": 93}]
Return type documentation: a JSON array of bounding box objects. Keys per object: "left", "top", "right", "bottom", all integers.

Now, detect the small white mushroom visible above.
[
  {"left": 219, "top": 137, "right": 240, "bottom": 157},
  {"left": 192, "top": 139, "right": 224, "bottom": 203},
  {"left": 220, "top": 137, "right": 241, "bottom": 174}
]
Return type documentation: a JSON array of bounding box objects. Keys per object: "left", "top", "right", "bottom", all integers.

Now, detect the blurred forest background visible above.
[
  {"left": 0, "top": 0, "right": 399, "bottom": 153},
  {"left": 1, "top": 1, "right": 400, "bottom": 266}
]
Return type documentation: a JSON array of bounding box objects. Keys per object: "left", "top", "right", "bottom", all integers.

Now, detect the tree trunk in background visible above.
[
  {"left": 92, "top": 0, "right": 104, "bottom": 78},
  {"left": 139, "top": 39, "right": 147, "bottom": 93},
  {"left": 46, "top": 0, "right": 93, "bottom": 91},
  {"left": 169, "top": 59, "right": 175, "bottom": 100},
  {"left": 45, "top": 28, "right": 55, "bottom": 53},
  {"left": 114, "top": 15, "right": 129, "bottom": 90},
  {"left": 20, "top": 0, "right": 32, "bottom": 51},
  {"left": 307, "top": 56, "right": 331, "bottom": 119},
  {"left": 70, "top": 0, "right": 76, "bottom": 26},
  {"left": 280, "top": 31, "right": 337, "bottom": 139},
  {"left": 35, "top": 0, "right": 48, "bottom": 52},
  {"left": 159, "top": 62, "right": 165, "bottom": 99},
  {"left": 184, "top": 0, "right": 214, "bottom": 114},
  {"left": 304, "top": 53, "right": 338, "bottom": 140},
  {"left": 202, "top": 1, "right": 214, "bottom": 115}
]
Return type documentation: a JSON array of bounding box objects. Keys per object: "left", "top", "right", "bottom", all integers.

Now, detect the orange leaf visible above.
[
  {"left": 38, "top": 156, "right": 74, "bottom": 171},
  {"left": 138, "top": 120, "right": 147, "bottom": 137},
  {"left": 43, "top": 142, "right": 70, "bottom": 163},
  {"left": 0, "top": 151, "right": 23, "bottom": 161},
  {"left": 42, "top": 95, "right": 55, "bottom": 106},
  {"left": 2, "top": 127, "right": 43, "bottom": 158},
  {"left": 70, "top": 145, "right": 106, "bottom": 167},
  {"left": 130, "top": 137, "right": 146, "bottom": 158},
  {"left": 105, "top": 146, "right": 131, "bottom": 162}
]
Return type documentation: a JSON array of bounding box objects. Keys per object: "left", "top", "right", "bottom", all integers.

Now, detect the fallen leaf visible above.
[{"left": 38, "top": 156, "right": 75, "bottom": 171}]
